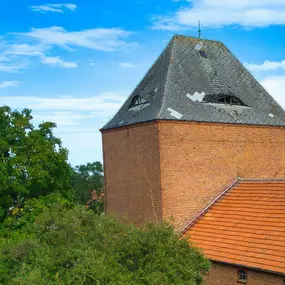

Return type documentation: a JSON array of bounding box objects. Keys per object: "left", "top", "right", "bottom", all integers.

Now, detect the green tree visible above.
[
  {"left": 0, "top": 106, "right": 72, "bottom": 220},
  {"left": 0, "top": 193, "right": 74, "bottom": 236},
  {"left": 71, "top": 162, "right": 104, "bottom": 209},
  {"left": 0, "top": 205, "right": 209, "bottom": 284}
]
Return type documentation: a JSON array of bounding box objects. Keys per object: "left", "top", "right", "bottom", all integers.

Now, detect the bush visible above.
[{"left": 0, "top": 205, "right": 209, "bottom": 284}]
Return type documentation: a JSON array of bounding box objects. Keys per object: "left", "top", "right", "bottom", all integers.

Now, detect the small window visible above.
[
  {"left": 129, "top": 95, "right": 148, "bottom": 109},
  {"left": 238, "top": 270, "right": 247, "bottom": 283}
]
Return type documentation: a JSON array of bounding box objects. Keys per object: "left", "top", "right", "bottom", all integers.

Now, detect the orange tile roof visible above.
[{"left": 184, "top": 180, "right": 285, "bottom": 275}]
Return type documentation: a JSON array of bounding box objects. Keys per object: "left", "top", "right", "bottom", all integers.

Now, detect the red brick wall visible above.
[
  {"left": 102, "top": 121, "right": 285, "bottom": 228},
  {"left": 158, "top": 121, "right": 285, "bottom": 229},
  {"left": 102, "top": 122, "right": 162, "bottom": 225},
  {"left": 206, "top": 262, "right": 284, "bottom": 285}
]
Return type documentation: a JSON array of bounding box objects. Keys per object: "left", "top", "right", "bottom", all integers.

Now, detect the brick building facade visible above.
[
  {"left": 101, "top": 35, "right": 285, "bottom": 284},
  {"left": 205, "top": 262, "right": 285, "bottom": 285},
  {"left": 103, "top": 121, "right": 285, "bottom": 229}
]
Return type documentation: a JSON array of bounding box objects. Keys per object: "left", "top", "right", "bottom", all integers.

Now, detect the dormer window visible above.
[
  {"left": 238, "top": 270, "right": 247, "bottom": 283},
  {"left": 129, "top": 95, "right": 149, "bottom": 109},
  {"left": 202, "top": 94, "right": 246, "bottom": 106},
  {"left": 216, "top": 95, "right": 243, "bottom": 105}
]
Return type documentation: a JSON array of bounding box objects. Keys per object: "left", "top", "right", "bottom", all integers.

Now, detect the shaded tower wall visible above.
[
  {"left": 158, "top": 121, "right": 285, "bottom": 229},
  {"left": 102, "top": 121, "right": 285, "bottom": 229},
  {"left": 102, "top": 122, "right": 162, "bottom": 225}
]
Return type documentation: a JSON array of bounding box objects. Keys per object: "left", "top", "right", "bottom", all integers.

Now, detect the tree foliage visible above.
[
  {"left": 71, "top": 162, "right": 104, "bottom": 213},
  {"left": 0, "top": 106, "right": 72, "bottom": 219},
  {"left": 0, "top": 106, "right": 210, "bottom": 284},
  {"left": 0, "top": 193, "right": 74, "bottom": 236},
  {"left": 0, "top": 205, "right": 209, "bottom": 285}
]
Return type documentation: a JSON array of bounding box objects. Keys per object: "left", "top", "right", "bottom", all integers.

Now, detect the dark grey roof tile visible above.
[{"left": 101, "top": 35, "right": 285, "bottom": 131}]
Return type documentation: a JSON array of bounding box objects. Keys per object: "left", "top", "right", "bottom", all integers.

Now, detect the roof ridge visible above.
[{"left": 181, "top": 179, "right": 238, "bottom": 234}]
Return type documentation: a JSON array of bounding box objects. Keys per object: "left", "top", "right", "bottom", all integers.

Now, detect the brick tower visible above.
[{"left": 100, "top": 35, "right": 285, "bottom": 230}]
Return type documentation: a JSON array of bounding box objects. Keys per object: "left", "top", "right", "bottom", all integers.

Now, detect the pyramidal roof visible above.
[{"left": 101, "top": 35, "right": 285, "bottom": 131}]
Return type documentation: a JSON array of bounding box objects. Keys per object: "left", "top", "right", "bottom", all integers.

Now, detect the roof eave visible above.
[{"left": 100, "top": 118, "right": 285, "bottom": 133}]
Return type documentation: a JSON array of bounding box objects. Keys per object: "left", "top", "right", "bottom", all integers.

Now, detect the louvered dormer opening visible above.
[
  {"left": 128, "top": 95, "right": 149, "bottom": 109},
  {"left": 203, "top": 94, "right": 247, "bottom": 106}
]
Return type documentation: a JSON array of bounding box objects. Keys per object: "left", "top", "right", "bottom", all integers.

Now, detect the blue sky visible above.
[{"left": 1, "top": 0, "right": 285, "bottom": 166}]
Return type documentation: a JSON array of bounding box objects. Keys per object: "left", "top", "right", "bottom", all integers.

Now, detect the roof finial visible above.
[{"left": 198, "top": 20, "right": 202, "bottom": 40}]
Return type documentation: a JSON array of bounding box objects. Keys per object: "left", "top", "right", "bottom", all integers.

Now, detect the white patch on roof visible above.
[
  {"left": 194, "top": 42, "right": 203, "bottom": 51},
  {"left": 269, "top": 113, "right": 274, "bottom": 118},
  {"left": 154, "top": 87, "right": 158, "bottom": 92},
  {"left": 186, "top": 92, "right": 205, "bottom": 102},
  {"left": 167, "top": 108, "right": 183, "bottom": 119},
  {"left": 119, "top": 120, "right": 124, "bottom": 125}
]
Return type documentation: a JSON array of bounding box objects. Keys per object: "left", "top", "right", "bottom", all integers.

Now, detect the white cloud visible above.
[
  {"left": 153, "top": 0, "right": 285, "bottom": 30},
  {"left": 0, "top": 26, "right": 133, "bottom": 73},
  {"left": 0, "top": 42, "right": 77, "bottom": 71},
  {"left": 152, "top": 16, "right": 185, "bottom": 31},
  {"left": 30, "top": 3, "right": 77, "bottom": 13},
  {"left": 5, "top": 44, "right": 47, "bottom": 56},
  {"left": 49, "top": 3, "right": 77, "bottom": 10},
  {"left": 0, "top": 61, "right": 28, "bottom": 73},
  {"left": 0, "top": 44, "right": 33, "bottom": 72},
  {"left": 0, "top": 81, "right": 20, "bottom": 88},
  {"left": 41, "top": 56, "right": 77, "bottom": 68},
  {"left": 0, "top": 92, "right": 127, "bottom": 164},
  {"left": 196, "top": 0, "right": 285, "bottom": 9},
  {"left": 1, "top": 93, "right": 126, "bottom": 113},
  {"left": 21, "top": 26, "right": 133, "bottom": 51},
  {"left": 119, "top": 62, "right": 138, "bottom": 68},
  {"left": 32, "top": 112, "right": 95, "bottom": 126},
  {"left": 245, "top": 60, "right": 285, "bottom": 72},
  {"left": 261, "top": 76, "right": 285, "bottom": 109}
]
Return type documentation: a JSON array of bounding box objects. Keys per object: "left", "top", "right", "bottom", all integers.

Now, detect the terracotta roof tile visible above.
[{"left": 184, "top": 180, "right": 285, "bottom": 274}]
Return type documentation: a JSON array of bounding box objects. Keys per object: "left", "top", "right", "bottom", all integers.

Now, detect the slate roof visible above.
[
  {"left": 184, "top": 180, "right": 285, "bottom": 275},
  {"left": 101, "top": 35, "right": 285, "bottom": 131}
]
